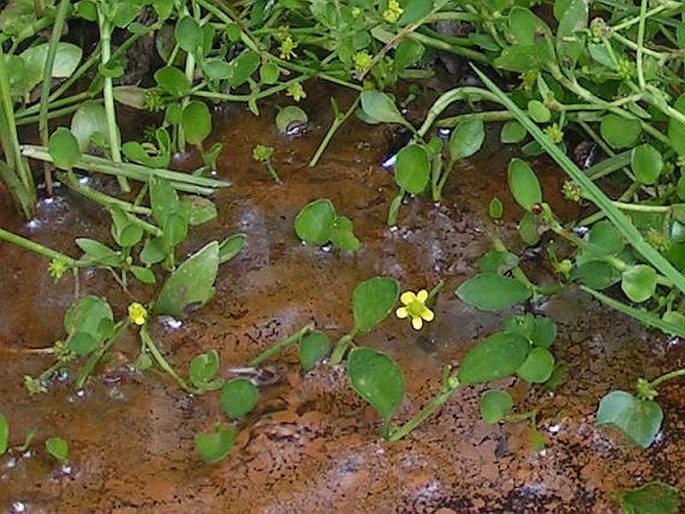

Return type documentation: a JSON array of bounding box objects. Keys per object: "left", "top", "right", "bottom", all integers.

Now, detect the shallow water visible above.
[{"left": 0, "top": 86, "right": 683, "bottom": 513}]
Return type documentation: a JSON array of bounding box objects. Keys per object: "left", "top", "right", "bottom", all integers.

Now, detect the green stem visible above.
[
  {"left": 248, "top": 323, "right": 315, "bottom": 367},
  {"left": 0, "top": 227, "right": 79, "bottom": 265},
  {"left": 635, "top": 0, "right": 648, "bottom": 90},
  {"left": 141, "top": 325, "right": 195, "bottom": 393},
  {"left": 57, "top": 172, "right": 151, "bottom": 215},
  {"left": 39, "top": 0, "right": 71, "bottom": 196},
  {"left": 309, "top": 95, "right": 360, "bottom": 167},
  {"left": 76, "top": 320, "right": 128, "bottom": 389},
  {"left": 329, "top": 329, "right": 359, "bottom": 366},
  {"left": 649, "top": 368, "right": 685, "bottom": 389}
]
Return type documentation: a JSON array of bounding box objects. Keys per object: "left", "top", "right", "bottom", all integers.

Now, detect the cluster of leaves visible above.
[
  {"left": 294, "top": 198, "right": 360, "bottom": 251},
  {"left": 0, "top": 412, "right": 69, "bottom": 465}
]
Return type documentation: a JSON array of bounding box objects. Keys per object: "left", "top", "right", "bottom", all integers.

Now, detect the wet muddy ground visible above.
[{"left": 0, "top": 87, "right": 684, "bottom": 513}]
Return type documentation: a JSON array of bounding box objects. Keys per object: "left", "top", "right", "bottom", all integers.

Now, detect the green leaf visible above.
[
  {"left": 394, "top": 39, "right": 424, "bottom": 71},
  {"left": 600, "top": 114, "right": 642, "bottom": 149},
  {"left": 448, "top": 119, "right": 485, "bottom": 162},
  {"left": 225, "top": 50, "right": 260, "bottom": 87},
  {"left": 175, "top": 16, "right": 203, "bottom": 54},
  {"left": 458, "top": 332, "right": 531, "bottom": 384},
  {"left": 476, "top": 250, "right": 519, "bottom": 274},
  {"left": 360, "top": 91, "right": 408, "bottom": 126},
  {"left": 330, "top": 216, "right": 360, "bottom": 252},
  {"left": 488, "top": 197, "right": 504, "bottom": 219},
  {"left": 587, "top": 220, "right": 624, "bottom": 256},
  {"left": 394, "top": 144, "right": 429, "bottom": 194},
  {"left": 398, "top": 0, "right": 432, "bottom": 25},
  {"left": 189, "top": 350, "right": 223, "bottom": 391},
  {"left": 500, "top": 120, "right": 527, "bottom": 143},
  {"left": 556, "top": 0, "right": 588, "bottom": 67},
  {"left": 19, "top": 42, "right": 82, "bottom": 95},
  {"left": 596, "top": 390, "right": 663, "bottom": 448},
  {"left": 48, "top": 128, "right": 81, "bottom": 170},
  {"left": 276, "top": 105, "right": 308, "bottom": 134},
  {"left": 122, "top": 141, "right": 170, "bottom": 168},
  {"left": 456, "top": 273, "right": 531, "bottom": 312},
  {"left": 64, "top": 296, "right": 114, "bottom": 340},
  {"left": 150, "top": 175, "right": 179, "bottom": 226},
  {"left": 130, "top": 266, "right": 156, "bottom": 284},
  {"left": 154, "top": 241, "right": 220, "bottom": 318},
  {"left": 260, "top": 62, "right": 280, "bottom": 84},
  {"left": 140, "top": 237, "right": 167, "bottom": 265},
  {"left": 71, "top": 102, "right": 109, "bottom": 152},
  {"left": 504, "top": 314, "right": 557, "bottom": 348},
  {"left": 298, "top": 331, "right": 331, "bottom": 371},
  {"left": 201, "top": 59, "right": 233, "bottom": 81},
  {"left": 0, "top": 412, "right": 8, "bottom": 455},
  {"left": 527, "top": 100, "right": 551, "bottom": 123},
  {"left": 154, "top": 66, "right": 192, "bottom": 97},
  {"left": 45, "top": 437, "right": 69, "bottom": 464},
  {"left": 518, "top": 211, "right": 540, "bottom": 246},
  {"left": 347, "top": 347, "right": 405, "bottom": 421},
  {"left": 182, "top": 101, "right": 212, "bottom": 146},
  {"left": 509, "top": 7, "right": 552, "bottom": 45},
  {"left": 631, "top": 144, "right": 663, "bottom": 185},
  {"left": 480, "top": 390, "right": 514, "bottom": 424},
  {"left": 294, "top": 199, "right": 336, "bottom": 246},
  {"left": 508, "top": 158, "right": 542, "bottom": 211},
  {"left": 218, "top": 233, "right": 246, "bottom": 264},
  {"left": 220, "top": 378, "right": 259, "bottom": 419},
  {"left": 615, "top": 481, "right": 680, "bottom": 514},
  {"left": 621, "top": 264, "right": 657, "bottom": 303},
  {"left": 76, "top": 238, "right": 121, "bottom": 267},
  {"left": 195, "top": 426, "right": 237, "bottom": 464},
  {"left": 352, "top": 276, "right": 400, "bottom": 333},
  {"left": 668, "top": 94, "right": 685, "bottom": 156},
  {"left": 517, "top": 347, "right": 555, "bottom": 383}
]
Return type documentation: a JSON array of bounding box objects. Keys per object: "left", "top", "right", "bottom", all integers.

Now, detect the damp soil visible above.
[{"left": 1, "top": 86, "right": 684, "bottom": 513}]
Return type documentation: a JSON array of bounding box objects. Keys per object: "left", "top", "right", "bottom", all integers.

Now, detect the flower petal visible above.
[
  {"left": 411, "top": 317, "right": 423, "bottom": 330},
  {"left": 396, "top": 307, "right": 409, "bottom": 319},
  {"left": 400, "top": 291, "right": 417, "bottom": 305},
  {"left": 416, "top": 289, "right": 429, "bottom": 303},
  {"left": 421, "top": 308, "right": 435, "bottom": 322}
]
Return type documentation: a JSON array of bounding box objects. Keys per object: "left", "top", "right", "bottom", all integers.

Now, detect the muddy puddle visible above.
[{"left": 0, "top": 86, "right": 684, "bottom": 513}]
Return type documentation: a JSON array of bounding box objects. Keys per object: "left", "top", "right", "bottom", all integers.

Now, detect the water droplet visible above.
[{"left": 11, "top": 501, "right": 26, "bottom": 513}]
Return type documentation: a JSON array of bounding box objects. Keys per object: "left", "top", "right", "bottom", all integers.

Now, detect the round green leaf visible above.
[
  {"left": 621, "top": 264, "right": 657, "bottom": 303},
  {"left": 456, "top": 272, "right": 531, "bottom": 312},
  {"left": 45, "top": 437, "right": 69, "bottom": 464},
  {"left": 394, "top": 144, "right": 429, "bottom": 194},
  {"left": 504, "top": 314, "right": 557, "bottom": 348},
  {"left": 175, "top": 16, "right": 203, "bottom": 53},
  {"left": 195, "top": 426, "right": 237, "bottom": 464},
  {"left": 182, "top": 101, "right": 212, "bottom": 145},
  {"left": 154, "top": 66, "right": 192, "bottom": 97},
  {"left": 518, "top": 211, "right": 539, "bottom": 246},
  {"left": 587, "top": 220, "right": 624, "bottom": 256},
  {"left": 49, "top": 128, "right": 81, "bottom": 170},
  {"left": 394, "top": 39, "right": 424, "bottom": 71},
  {"left": 500, "top": 120, "right": 527, "bottom": 144},
  {"left": 352, "top": 276, "right": 400, "bottom": 333},
  {"left": 347, "top": 347, "right": 405, "bottom": 421},
  {"left": 508, "top": 158, "right": 542, "bottom": 211},
  {"left": 448, "top": 119, "right": 485, "bottom": 162},
  {"left": 189, "top": 350, "right": 221, "bottom": 389},
  {"left": 527, "top": 100, "right": 551, "bottom": 123},
  {"left": 260, "top": 62, "right": 280, "bottom": 84},
  {"left": 480, "top": 390, "right": 514, "bottom": 424},
  {"left": 631, "top": 144, "right": 663, "bottom": 185},
  {"left": 517, "top": 347, "right": 555, "bottom": 383},
  {"left": 298, "top": 331, "right": 331, "bottom": 371},
  {"left": 458, "top": 332, "right": 531, "bottom": 384},
  {"left": 70, "top": 102, "right": 109, "bottom": 152},
  {"left": 476, "top": 250, "right": 519, "bottom": 274},
  {"left": 294, "top": 199, "right": 336, "bottom": 246},
  {"left": 276, "top": 105, "right": 308, "bottom": 134},
  {"left": 596, "top": 390, "right": 663, "bottom": 448},
  {"left": 571, "top": 260, "right": 620, "bottom": 289},
  {"left": 220, "top": 378, "right": 259, "bottom": 419},
  {"left": 600, "top": 114, "right": 642, "bottom": 149}
]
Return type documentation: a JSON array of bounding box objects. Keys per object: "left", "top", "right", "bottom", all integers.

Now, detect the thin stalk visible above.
[
  {"left": 75, "top": 320, "right": 128, "bottom": 389},
  {"left": 141, "top": 325, "right": 195, "bottom": 393},
  {"left": 636, "top": 0, "right": 648, "bottom": 90},
  {"left": 57, "top": 172, "right": 151, "bottom": 215},
  {"left": 39, "top": 0, "right": 71, "bottom": 196},
  {"left": 248, "top": 324, "right": 315, "bottom": 367},
  {"left": 0, "top": 227, "right": 79, "bottom": 266},
  {"left": 329, "top": 329, "right": 359, "bottom": 366},
  {"left": 649, "top": 368, "right": 685, "bottom": 389},
  {"left": 436, "top": 110, "right": 512, "bottom": 128},
  {"left": 309, "top": 95, "right": 360, "bottom": 167}
]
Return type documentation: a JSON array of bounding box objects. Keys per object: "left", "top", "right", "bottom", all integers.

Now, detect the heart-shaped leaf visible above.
[
  {"left": 195, "top": 426, "right": 237, "bottom": 464},
  {"left": 294, "top": 199, "right": 336, "bottom": 246},
  {"left": 298, "top": 331, "right": 331, "bottom": 371},
  {"left": 517, "top": 347, "right": 555, "bottom": 383},
  {"left": 596, "top": 390, "right": 663, "bottom": 448},
  {"left": 621, "top": 264, "right": 657, "bottom": 303},
  {"left": 352, "top": 276, "right": 400, "bottom": 333},
  {"left": 458, "top": 332, "right": 531, "bottom": 384}
]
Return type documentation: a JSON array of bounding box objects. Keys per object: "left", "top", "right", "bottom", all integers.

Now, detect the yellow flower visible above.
[
  {"left": 396, "top": 289, "right": 434, "bottom": 330},
  {"left": 383, "top": 0, "right": 404, "bottom": 23},
  {"left": 128, "top": 302, "right": 148, "bottom": 326}
]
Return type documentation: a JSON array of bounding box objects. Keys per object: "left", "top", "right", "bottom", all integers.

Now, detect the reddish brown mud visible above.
[{"left": 0, "top": 88, "right": 683, "bottom": 513}]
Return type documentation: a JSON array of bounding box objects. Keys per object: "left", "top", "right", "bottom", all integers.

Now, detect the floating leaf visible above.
[
  {"left": 456, "top": 273, "right": 531, "bottom": 311},
  {"left": 360, "top": 91, "right": 408, "bottom": 126},
  {"left": 352, "top": 276, "right": 400, "bottom": 333},
  {"left": 614, "top": 481, "right": 680, "bottom": 514},
  {"left": 347, "top": 347, "right": 405, "bottom": 421},
  {"left": 218, "top": 233, "right": 246, "bottom": 264},
  {"left": 394, "top": 144, "right": 429, "bottom": 194},
  {"left": 480, "top": 390, "right": 514, "bottom": 424},
  {"left": 154, "top": 241, "right": 219, "bottom": 318},
  {"left": 294, "top": 199, "right": 336, "bottom": 246},
  {"left": 189, "top": 350, "right": 223, "bottom": 391},
  {"left": 298, "top": 331, "right": 331, "bottom": 371},
  {"left": 517, "top": 347, "right": 555, "bottom": 383},
  {"left": 621, "top": 264, "right": 657, "bottom": 303},
  {"left": 458, "top": 332, "right": 530, "bottom": 384},
  {"left": 220, "top": 378, "right": 259, "bottom": 419},
  {"left": 448, "top": 119, "right": 485, "bottom": 162},
  {"left": 45, "top": 437, "right": 69, "bottom": 464},
  {"left": 596, "top": 390, "right": 663, "bottom": 448},
  {"left": 508, "top": 158, "right": 542, "bottom": 211},
  {"left": 195, "top": 426, "right": 237, "bottom": 464}
]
